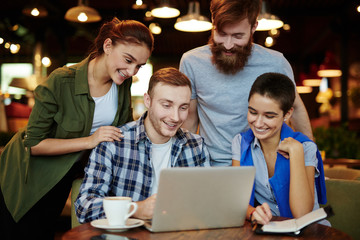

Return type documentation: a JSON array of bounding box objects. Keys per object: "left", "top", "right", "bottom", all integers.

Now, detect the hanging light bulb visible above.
[
  {"left": 256, "top": 1, "right": 283, "bottom": 31},
  {"left": 65, "top": 0, "right": 101, "bottom": 23},
  {"left": 10, "top": 44, "right": 21, "bottom": 54},
  {"left": 31, "top": 8, "right": 40, "bottom": 16},
  {"left": 303, "top": 64, "right": 322, "bottom": 87},
  {"left": 149, "top": 23, "right": 162, "bottom": 35},
  {"left": 174, "top": 1, "right": 212, "bottom": 32},
  {"left": 42, "top": 57, "right": 52, "bottom": 67},
  {"left": 264, "top": 36, "right": 274, "bottom": 47},
  {"left": 77, "top": 12, "right": 88, "bottom": 22},
  {"left": 23, "top": 5, "right": 48, "bottom": 17},
  {"left": 317, "top": 51, "right": 342, "bottom": 78},
  {"left": 151, "top": 0, "right": 180, "bottom": 18},
  {"left": 132, "top": 0, "right": 147, "bottom": 10}
]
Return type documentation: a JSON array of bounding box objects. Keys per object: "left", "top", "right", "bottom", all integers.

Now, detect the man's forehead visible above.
[
  {"left": 215, "top": 18, "right": 252, "bottom": 33},
  {"left": 151, "top": 84, "right": 190, "bottom": 100}
]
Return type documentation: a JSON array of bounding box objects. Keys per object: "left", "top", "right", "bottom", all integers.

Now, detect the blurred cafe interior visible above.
[{"left": 1, "top": 0, "right": 360, "bottom": 239}]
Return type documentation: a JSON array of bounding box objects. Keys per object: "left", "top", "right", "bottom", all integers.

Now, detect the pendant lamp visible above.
[
  {"left": 303, "top": 64, "right": 322, "bottom": 87},
  {"left": 23, "top": 6, "right": 48, "bottom": 17},
  {"left": 174, "top": 1, "right": 212, "bottom": 32},
  {"left": 256, "top": 1, "right": 283, "bottom": 31},
  {"left": 151, "top": 0, "right": 180, "bottom": 18},
  {"left": 317, "top": 51, "right": 342, "bottom": 78},
  {"left": 65, "top": 0, "right": 101, "bottom": 23}
]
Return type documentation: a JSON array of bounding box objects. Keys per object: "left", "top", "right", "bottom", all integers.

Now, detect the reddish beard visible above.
[{"left": 209, "top": 35, "right": 253, "bottom": 75}]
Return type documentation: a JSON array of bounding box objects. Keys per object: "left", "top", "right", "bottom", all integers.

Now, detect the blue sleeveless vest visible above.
[{"left": 240, "top": 123, "right": 327, "bottom": 218}]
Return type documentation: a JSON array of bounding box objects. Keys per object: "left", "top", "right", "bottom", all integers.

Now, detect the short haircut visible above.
[
  {"left": 147, "top": 67, "right": 191, "bottom": 98},
  {"left": 249, "top": 72, "right": 295, "bottom": 115},
  {"left": 210, "top": 0, "right": 261, "bottom": 31}
]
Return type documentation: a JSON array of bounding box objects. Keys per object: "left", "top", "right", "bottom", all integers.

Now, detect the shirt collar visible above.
[
  {"left": 253, "top": 136, "right": 282, "bottom": 149},
  {"left": 253, "top": 137, "right": 261, "bottom": 149},
  {"left": 74, "top": 56, "right": 91, "bottom": 95},
  {"left": 134, "top": 111, "right": 188, "bottom": 145}
]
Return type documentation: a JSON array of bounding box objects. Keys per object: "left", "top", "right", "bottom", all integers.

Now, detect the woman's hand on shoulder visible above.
[
  {"left": 87, "top": 126, "right": 124, "bottom": 149},
  {"left": 277, "top": 137, "right": 303, "bottom": 159}
]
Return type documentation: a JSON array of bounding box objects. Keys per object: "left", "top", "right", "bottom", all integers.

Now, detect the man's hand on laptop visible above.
[{"left": 133, "top": 194, "right": 157, "bottom": 220}]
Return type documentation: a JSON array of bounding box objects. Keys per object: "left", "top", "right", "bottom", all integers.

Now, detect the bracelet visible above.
[{"left": 249, "top": 209, "right": 256, "bottom": 221}]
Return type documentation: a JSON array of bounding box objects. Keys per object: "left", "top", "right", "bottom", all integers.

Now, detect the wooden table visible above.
[
  {"left": 61, "top": 217, "right": 351, "bottom": 240},
  {"left": 323, "top": 158, "right": 360, "bottom": 168}
]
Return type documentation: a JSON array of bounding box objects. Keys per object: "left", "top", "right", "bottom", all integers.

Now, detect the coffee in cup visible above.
[{"left": 103, "top": 196, "right": 138, "bottom": 226}]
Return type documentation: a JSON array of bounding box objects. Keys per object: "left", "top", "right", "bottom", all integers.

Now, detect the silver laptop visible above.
[{"left": 144, "top": 166, "right": 255, "bottom": 232}]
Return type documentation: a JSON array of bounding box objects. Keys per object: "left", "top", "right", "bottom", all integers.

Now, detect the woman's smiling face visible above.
[
  {"left": 247, "top": 93, "right": 291, "bottom": 141},
  {"left": 104, "top": 39, "right": 150, "bottom": 85}
]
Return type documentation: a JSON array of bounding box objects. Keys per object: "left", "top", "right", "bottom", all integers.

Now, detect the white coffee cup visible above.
[{"left": 103, "top": 196, "right": 138, "bottom": 226}]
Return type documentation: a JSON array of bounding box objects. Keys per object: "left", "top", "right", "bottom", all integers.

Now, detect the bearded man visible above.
[{"left": 179, "top": 0, "right": 313, "bottom": 166}]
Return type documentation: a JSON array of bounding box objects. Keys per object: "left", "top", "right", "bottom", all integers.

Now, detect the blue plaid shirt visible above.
[{"left": 75, "top": 112, "right": 210, "bottom": 223}]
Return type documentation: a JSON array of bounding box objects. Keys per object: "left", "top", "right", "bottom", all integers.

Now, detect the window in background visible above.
[
  {"left": 131, "top": 62, "right": 152, "bottom": 96},
  {"left": 131, "top": 62, "right": 152, "bottom": 119},
  {"left": 1, "top": 63, "right": 33, "bottom": 95}
]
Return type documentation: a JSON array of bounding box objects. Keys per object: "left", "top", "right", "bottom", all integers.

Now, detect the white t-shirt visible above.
[
  {"left": 90, "top": 82, "right": 118, "bottom": 135},
  {"left": 150, "top": 137, "right": 173, "bottom": 195}
]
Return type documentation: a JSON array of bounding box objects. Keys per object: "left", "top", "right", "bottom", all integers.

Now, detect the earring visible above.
[{"left": 284, "top": 118, "right": 287, "bottom": 122}]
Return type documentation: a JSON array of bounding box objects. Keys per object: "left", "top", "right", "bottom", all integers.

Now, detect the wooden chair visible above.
[
  {"left": 324, "top": 167, "right": 360, "bottom": 180},
  {"left": 70, "top": 178, "right": 83, "bottom": 228}
]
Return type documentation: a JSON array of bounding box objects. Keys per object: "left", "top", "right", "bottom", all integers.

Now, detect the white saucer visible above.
[{"left": 90, "top": 218, "right": 145, "bottom": 232}]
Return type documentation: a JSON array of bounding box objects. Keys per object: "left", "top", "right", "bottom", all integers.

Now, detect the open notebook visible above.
[
  {"left": 144, "top": 166, "right": 256, "bottom": 232},
  {"left": 255, "top": 206, "right": 334, "bottom": 236}
]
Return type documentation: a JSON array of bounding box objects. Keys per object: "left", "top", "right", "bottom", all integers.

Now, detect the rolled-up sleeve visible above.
[
  {"left": 303, "top": 141, "right": 320, "bottom": 177},
  {"left": 75, "top": 142, "right": 115, "bottom": 223}
]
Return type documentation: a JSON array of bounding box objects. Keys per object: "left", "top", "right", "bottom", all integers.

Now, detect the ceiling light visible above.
[
  {"left": 132, "top": 0, "right": 147, "bottom": 10},
  {"left": 149, "top": 23, "right": 162, "bottom": 35},
  {"left": 303, "top": 64, "right": 322, "bottom": 87},
  {"left": 65, "top": 0, "right": 101, "bottom": 23},
  {"left": 42, "top": 57, "right": 52, "bottom": 67},
  {"left": 10, "top": 44, "right": 21, "bottom": 54},
  {"left": 174, "top": 1, "right": 212, "bottom": 32},
  {"left": 317, "top": 51, "right": 342, "bottom": 78},
  {"left": 256, "top": 1, "right": 283, "bottom": 31},
  {"left": 264, "top": 36, "right": 274, "bottom": 47},
  {"left": 282, "top": 24, "right": 291, "bottom": 31},
  {"left": 303, "top": 79, "right": 322, "bottom": 87},
  {"left": 269, "top": 28, "right": 280, "bottom": 37},
  {"left": 151, "top": 0, "right": 180, "bottom": 18},
  {"left": 22, "top": 6, "right": 48, "bottom": 17},
  {"left": 296, "top": 86, "right": 313, "bottom": 94}
]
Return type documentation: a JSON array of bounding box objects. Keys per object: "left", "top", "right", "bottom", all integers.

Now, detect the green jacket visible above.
[{"left": 0, "top": 57, "right": 133, "bottom": 222}]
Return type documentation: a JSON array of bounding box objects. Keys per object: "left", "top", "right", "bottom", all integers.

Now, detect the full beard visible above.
[{"left": 209, "top": 35, "right": 253, "bottom": 75}]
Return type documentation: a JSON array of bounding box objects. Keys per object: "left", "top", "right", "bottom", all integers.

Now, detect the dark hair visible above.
[
  {"left": 249, "top": 72, "right": 295, "bottom": 115},
  {"left": 210, "top": 0, "right": 261, "bottom": 31},
  {"left": 89, "top": 17, "right": 154, "bottom": 60},
  {"left": 147, "top": 67, "right": 191, "bottom": 98}
]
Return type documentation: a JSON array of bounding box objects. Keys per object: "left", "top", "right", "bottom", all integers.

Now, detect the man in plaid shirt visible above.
[{"left": 75, "top": 67, "right": 210, "bottom": 223}]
